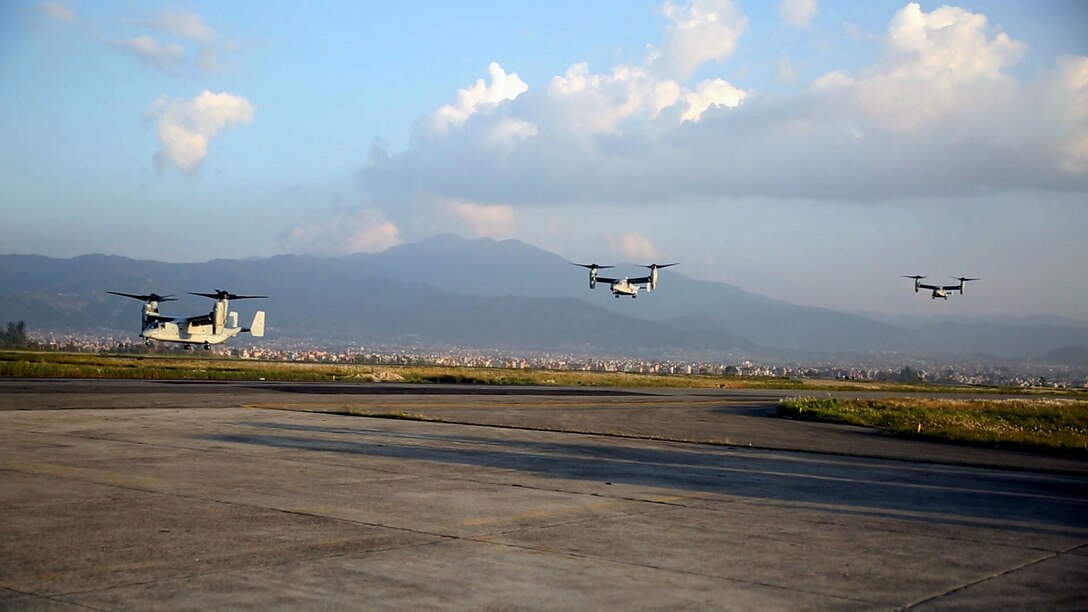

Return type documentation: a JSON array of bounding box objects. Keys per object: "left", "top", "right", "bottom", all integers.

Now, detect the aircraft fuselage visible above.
[{"left": 140, "top": 320, "right": 242, "bottom": 346}]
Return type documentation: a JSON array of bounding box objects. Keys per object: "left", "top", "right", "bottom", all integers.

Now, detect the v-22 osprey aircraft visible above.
[
  {"left": 108, "top": 289, "right": 266, "bottom": 349},
  {"left": 901, "top": 276, "right": 979, "bottom": 300},
  {"left": 572, "top": 263, "right": 679, "bottom": 298}
]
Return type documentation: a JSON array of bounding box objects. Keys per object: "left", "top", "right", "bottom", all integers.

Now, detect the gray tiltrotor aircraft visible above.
[
  {"left": 572, "top": 262, "right": 678, "bottom": 298},
  {"left": 901, "top": 275, "right": 979, "bottom": 300},
  {"left": 109, "top": 289, "right": 266, "bottom": 349}
]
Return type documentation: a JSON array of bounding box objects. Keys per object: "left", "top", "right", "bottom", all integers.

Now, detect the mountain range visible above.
[{"left": 2, "top": 234, "right": 1086, "bottom": 363}]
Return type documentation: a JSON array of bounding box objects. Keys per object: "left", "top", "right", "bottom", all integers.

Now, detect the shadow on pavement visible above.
[{"left": 204, "top": 420, "right": 1088, "bottom": 536}]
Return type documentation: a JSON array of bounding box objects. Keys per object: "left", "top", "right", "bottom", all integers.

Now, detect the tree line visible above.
[{"left": 1, "top": 321, "right": 29, "bottom": 347}]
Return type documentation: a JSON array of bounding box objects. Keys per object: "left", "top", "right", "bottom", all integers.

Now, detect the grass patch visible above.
[
  {"left": 778, "top": 396, "right": 1088, "bottom": 455},
  {"left": 2, "top": 350, "right": 1087, "bottom": 396}
]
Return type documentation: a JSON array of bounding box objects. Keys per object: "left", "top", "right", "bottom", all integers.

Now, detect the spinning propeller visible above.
[
  {"left": 952, "top": 277, "right": 980, "bottom": 283},
  {"left": 572, "top": 263, "right": 614, "bottom": 272},
  {"left": 900, "top": 275, "right": 926, "bottom": 280},
  {"left": 108, "top": 291, "right": 176, "bottom": 303},
  {"left": 573, "top": 263, "right": 615, "bottom": 289},
  {"left": 189, "top": 289, "right": 268, "bottom": 301},
  {"left": 641, "top": 263, "right": 679, "bottom": 271}
]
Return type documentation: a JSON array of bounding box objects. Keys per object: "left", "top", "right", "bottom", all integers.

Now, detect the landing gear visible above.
[
  {"left": 184, "top": 344, "right": 193, "bottom": 351},
  {"left": 145, "top": 339, "right": 153, "bottom": 347},
  {"left": 203, "top": 342, "right": 211, "bottom": 351}
]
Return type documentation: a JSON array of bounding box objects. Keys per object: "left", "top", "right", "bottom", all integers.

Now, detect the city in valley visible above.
[{"left": 30, "top": 331, "right": 1088, "bottom": 389}]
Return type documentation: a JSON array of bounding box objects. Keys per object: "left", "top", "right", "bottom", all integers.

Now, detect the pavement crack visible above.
[
  {"left": 463, "top": 538, "right": 881, "bottom": 606},
  {"left": 901, "top": 550, "right": 1063, "bottom": 610},
  {"left": 0, "top": 586, "right": 107, "bottom": 611}
]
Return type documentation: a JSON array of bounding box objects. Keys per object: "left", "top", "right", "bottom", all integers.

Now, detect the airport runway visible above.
[{"left": 1, "top": 379, "right": 1086, "bottom": 610}]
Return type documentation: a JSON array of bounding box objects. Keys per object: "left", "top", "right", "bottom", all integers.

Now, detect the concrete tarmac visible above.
[{"left": 1, "top": 379, "right": 1086, "bottom": 610}]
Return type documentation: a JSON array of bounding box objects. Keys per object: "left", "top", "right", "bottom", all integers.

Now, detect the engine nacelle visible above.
[{"left": 590, "top": 278, "right": 596, "bottom": 289}]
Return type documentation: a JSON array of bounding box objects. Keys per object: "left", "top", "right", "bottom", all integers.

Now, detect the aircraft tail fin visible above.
[{"left": 248, "top": 311, "right": 265, "bottom": 337}]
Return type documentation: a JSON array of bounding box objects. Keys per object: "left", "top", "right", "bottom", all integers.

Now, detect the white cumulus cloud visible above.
[
  {"left": 651, "top": 0, "right": 748, "bottom": 82},
  {"left": 146, "top": 91, "right": 256, "bottom": 174},
  {"left": 487, "top": 119, "right": 539, "bottom": 151},
  {"left": 852, "top": 2, "right": 1026, "bottom": 130},
  {"left": 609, "top": 231, "right": 660, "bottom": 261},
  {"left": 111, "top": 36, "right": 187, "bottom": 72},
  {"left": 681, "top": 78, "right": 746, "bottom": 121},
  {"left": 780, "top": 0, "right": 817, "bottom": 29},
  {"left": 106, "top": 9, "right": 234, "bottom": 74},
  {"left": 429, "top": 62, "right": 529, "bottom": 135},
  {"left": 145, "top": 11, "right": 216, "bottom": 44},
  {"left": 41, "top": 2, "right": 75, "bottom": 21},
  {"left": 286, "top": 209, "right": 402, "bottom": 255},
  {"left": 449, "top": 201, "right": 516, "bottom": 238},
  {"left": 1054, "top": 55, "right": 1088, "bottom": 173},
  {"left": 347, "top": 217, "right": 402, "bottom": 253},
  {"left": 347, "top": 0, "right": 1086, "bottom": 249}
]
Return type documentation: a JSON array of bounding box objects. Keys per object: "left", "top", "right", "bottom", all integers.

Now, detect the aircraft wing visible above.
[
  {"left": 939, "top": 285, "right": 963, "bottom": 292},
  {"left": 627, "top": 275, "right": 652, "bottom": 285},
  {"left": 184, "top": 313, "right": 214, "bottom": 325},
  {"left": 146, "top": 314, "right": 175, "bottom": 322},
  {"left": 595, "top": 276, "right": 619, "bottom": 284},
  {"left": 918, "top": 283, "right": 941, "bottom": 291}
]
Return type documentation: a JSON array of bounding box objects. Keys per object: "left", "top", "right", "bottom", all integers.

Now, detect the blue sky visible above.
[{"left": 2, "top": 1, "right": 1086, "bottom": 319}]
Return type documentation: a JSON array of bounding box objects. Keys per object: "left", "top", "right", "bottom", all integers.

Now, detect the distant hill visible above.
[
  {"left": 3, "top": 235, "right": 1088, "bottom": 360},
  {"left": 1038, "top": 346, "right": 1088, "bottom": 366},
  {"left": 352, "top": 235, "right": 913, "bottom": 353},
  {"left": 857, "top": 311, "right": 1088, "bottom": 330},
  {"left": 0, "top": 250, "right": 752, "bottom": 356}
]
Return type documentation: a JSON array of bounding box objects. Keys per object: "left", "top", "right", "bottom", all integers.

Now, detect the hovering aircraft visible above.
[
  {"left": 901, "top": 275, "right": 979, "bottom": 300},
  {"left": 109, "top": 289, "right": 266, "bottom": 349},
  {"left": 572, "top": 263, "right": 679, "bottom": 298}
]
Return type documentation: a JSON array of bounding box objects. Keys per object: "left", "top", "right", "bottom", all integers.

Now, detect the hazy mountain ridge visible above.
[
  {"left": 1038, "top": 346, "right": 1088, "bottom": 366},
  {"left": 856, "top": 311, "right": 1088, "bottom": 330},
  {"left": 2, "top": 235, "right": 1085, "bottom": 360},
  {"left": 356, "top": 236, "right": 917, "bottom": 354},
  {"left": 0, "top": 249, "right": 752, "bottom": 355}
]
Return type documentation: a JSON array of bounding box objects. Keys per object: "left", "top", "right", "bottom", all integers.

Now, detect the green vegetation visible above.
[
  {"left": 1, "top": 322, "right": 29, "bottom": 348},
  {"left": 1, "top": 350, "right": 1086, "bottom": 396},
  {"left": 778, "top": 396, "right": 1088, "bottom": 454},
  {"left": 5, "top": 350, "right": 1086, "bottom": 454},
  {"left": 0, "top": 350, "right": 774, "bottom": 387}
]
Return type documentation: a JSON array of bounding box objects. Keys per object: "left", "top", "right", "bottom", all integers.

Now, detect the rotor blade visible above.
[
  {"left": 951, "top": 277, "right": 980, "bottom": 282},
  {"left": 900, "top": 275, "right": 926, "bottom": 280},
  {"left": 108, "top": 291, "right": 146, "bottom": 300},
  {"left": 572, "top": 263, "right": 614, "bottom": 269},
  {"left": 190, "top": 291, "right": 267, "bottom": 300},
  {"left": 642, "top": 263, "right": 679, "bottom": 269},
  {"left": 108, "top": 291, "right": 175, "bottom": 302}
]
